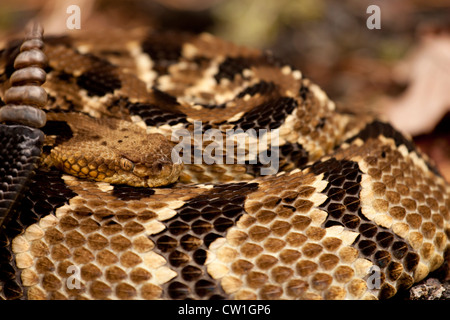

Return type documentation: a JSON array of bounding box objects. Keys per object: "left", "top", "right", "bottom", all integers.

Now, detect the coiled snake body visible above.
[{"left": 0, "top": 25, "right": 449, "bottom": 300}]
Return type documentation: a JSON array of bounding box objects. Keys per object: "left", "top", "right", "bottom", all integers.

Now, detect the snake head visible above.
[
  {"left": 48, "top": 113, "right": 183, "bottom": 187},
  {"left": 114, "top": 132, "right": 184, "bottom": 187}
]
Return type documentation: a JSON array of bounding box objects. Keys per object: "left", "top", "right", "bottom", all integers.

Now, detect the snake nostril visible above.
[{"left": 153, "top": 162, "right": 163, "bottom": 172}]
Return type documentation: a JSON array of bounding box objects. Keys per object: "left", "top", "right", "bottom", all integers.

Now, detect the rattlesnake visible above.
[{"left": 0, "top": 23, "right": 448, "bottom": 300}]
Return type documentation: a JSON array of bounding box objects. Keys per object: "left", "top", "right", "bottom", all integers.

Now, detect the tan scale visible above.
[
  {"left": 204, "top": 171, "right": 377, "bottom": 300},
  {"left": 13, "top": 175, "right": 214, "bottom": 300}
]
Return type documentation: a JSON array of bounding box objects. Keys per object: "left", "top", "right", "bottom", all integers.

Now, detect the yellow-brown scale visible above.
[
  {"left": 327, "top": 137, "right": 450, "bottom": 298},
  {"left": 12, "top": 175, "right": 212, "bottom": 300},
  {"left": 204, "top": 170, "right": 374, "bottom": 299},
  {"left": 356, "top": 139, "right": 449, "bottom": 281},
  {"left": 151, "top": 181, "right": 260, "bottom": 299},
  {"left": 52, "top": 147, "right": 116, "bottom": 182}
]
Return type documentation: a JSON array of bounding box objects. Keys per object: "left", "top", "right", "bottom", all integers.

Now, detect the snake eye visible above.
[{"left": 120, "top": 158, "right": 135, "bottom": 171}]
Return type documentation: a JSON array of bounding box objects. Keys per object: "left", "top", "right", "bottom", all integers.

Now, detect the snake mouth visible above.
[{"left": 145, "top": 162, "right": 183, "bottom": 187}]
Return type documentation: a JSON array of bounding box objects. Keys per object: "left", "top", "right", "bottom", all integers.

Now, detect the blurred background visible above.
[{"left": 1, "top": 0, "right": 449, "bottom": 180}]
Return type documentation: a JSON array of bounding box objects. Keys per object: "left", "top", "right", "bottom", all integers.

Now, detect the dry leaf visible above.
[{"left": 384, "top": 30, "right": 450, "bottom": 136}]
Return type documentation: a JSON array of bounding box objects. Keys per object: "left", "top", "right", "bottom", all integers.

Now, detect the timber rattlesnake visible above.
[{"left": 0, "top": 23, "right": 449, "bottom": 300}]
